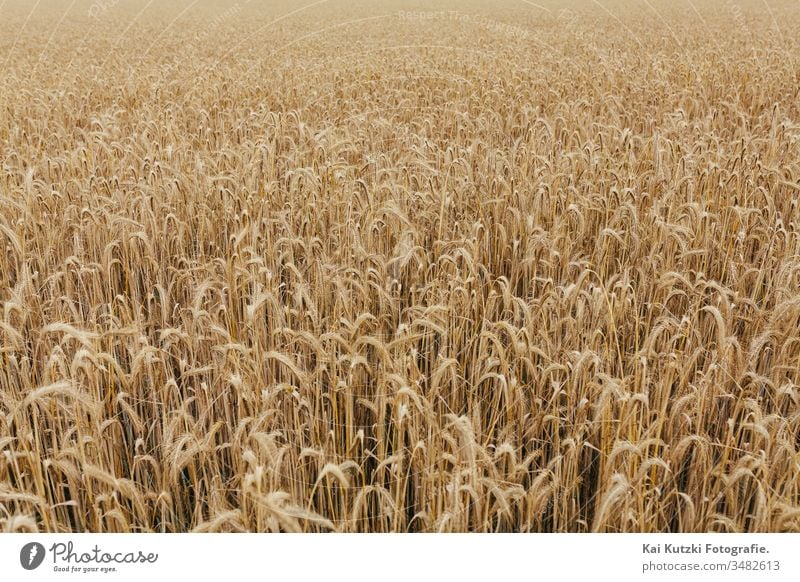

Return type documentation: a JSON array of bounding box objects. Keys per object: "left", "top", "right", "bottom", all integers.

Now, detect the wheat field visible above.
[{"left": 1, "top": 0, "right": 800, "bottom": 533}]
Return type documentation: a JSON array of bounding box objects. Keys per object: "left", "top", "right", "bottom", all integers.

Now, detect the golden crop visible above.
[{"left": 1, "top": 0, "right": 799, "bottom": 532}]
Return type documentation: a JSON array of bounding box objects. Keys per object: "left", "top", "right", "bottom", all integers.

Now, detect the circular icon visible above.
[{"left": 20, "top": 542, "right": 46, "bottom": 570}]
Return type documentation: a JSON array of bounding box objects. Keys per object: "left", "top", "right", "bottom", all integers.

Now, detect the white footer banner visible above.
[{"left": 1, "top": 534, "right": 798, "bottom": 581}]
